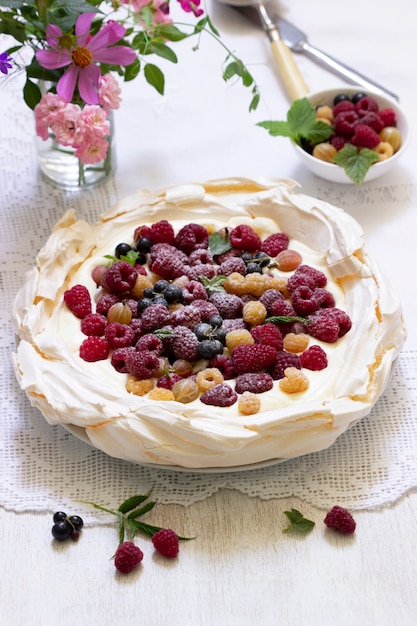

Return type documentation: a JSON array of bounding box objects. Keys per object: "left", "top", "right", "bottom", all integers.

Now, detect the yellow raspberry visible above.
[
  {"left": 265, "top": 275, "right": 290, "bottom": 298},
  {"left": 238, "top": 391, "right": 261, "bottom": 415},
  {"left": 279, "top": 367, "right": 310, "bottom": 394},
  {"left": 223, "top": 272, "right": 247, "bottom": 296},
  {"left": 283, "top": 333, "right": 309, "bottom": 353},
  {"left": 126, "top": 377, "right": 155, "bottom": 396},
  {"left": 196, "top": 367, "right": 224, "bottom": 392},
  {"left": 148, "top": 387, "right": 175, "bottom": 401},
  {"left": 225, "top": 329, "right": 254, "bottom": 352},
  {"left": 130, "top": 274, "right": 154, "bottom": 299},
  {"left": 242, "top": 300, "right": 267, "bottom": 326},
  {"left": 244, "top": 273, "right": 267, "bottom": 297}
]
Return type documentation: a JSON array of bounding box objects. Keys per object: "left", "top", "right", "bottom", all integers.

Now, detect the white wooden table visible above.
[{"left": 1, "top": 1, "right": 417, "bottom": 623}]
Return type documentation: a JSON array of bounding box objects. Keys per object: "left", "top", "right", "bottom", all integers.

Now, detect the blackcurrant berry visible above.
[
  {"left": 53, "top": 511, "right": 67, "bottom": 523},
  {"left": 68, "top": 515, "right": 84, "bottom": 531},
  {"left": 163, "top": 284, "right": 182, "bottom": 303},
  {"left": 136, "top": 236, "right": 152, "bottom": 253},
  {"left": 351, "top": 92, "right": 367, "bottom": 104},
  {"left": 52, "top": 521, "right": 72, "bottom": 541},
  {"left": 153, "top": 280, "right": 170, "bottom": 293},
  {"left": 115, "top": 242, "right": 132, "bottom": 258}
]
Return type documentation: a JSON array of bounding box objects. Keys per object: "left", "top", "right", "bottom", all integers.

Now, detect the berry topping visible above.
[
  {"left": 174, "top": 223, "right": 209, "bottom": 254},
  {"left": 232, "top": 344, "right": 277, "bottom": 374},
  {"left": 200, "top": 383, "right": 238, "bottom": 407},
  {"left": 229, "top": 224, "right": 262, "bottom": 252},
  {"left": 114, "top": 541, "right": 144, "bottom": 573},
  {"left": 260, "top": 232, "right": 289, "bottom": 256},
  {"left": 324, "top": 506, "right": 356, "bottom": 534},
  {"left": 351, "top": 124, "right": 381, "bottom": 148},
  {"left": 64, "top": 284, "right": 92, "bottom": 319},
  {"left": 79, "top": 336, "right": 109, "bottom": 362},
  {"left": 152, "top": 529, "right": 180, "bottom": 558},
  {"left": 235, "top": 372, "right": 274, "bottom": 394},
  {"left": 300, "top": 345, "right": 328, "bottom": 370}
]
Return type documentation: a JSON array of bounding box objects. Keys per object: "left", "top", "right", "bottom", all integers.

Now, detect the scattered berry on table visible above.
[
  {"left": 152, "top": 529, "right": 180, "bottom": 558},
  {"left": 324, "top": 506, "right": 356, "bottom": 534},
  {"left": 114, "top": 541, "right": 144, "bottom": 573}
]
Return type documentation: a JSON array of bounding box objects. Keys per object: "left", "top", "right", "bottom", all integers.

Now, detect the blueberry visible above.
[
  {"left": 68, "top": 515, "right": 84, "bottom": 531},
  {"left": 246, "top": 263, "right": 263, "bottom": 274},
  {"left": 163, "top": 284, "right": 182, "bottom": 303},
  {"left": 241, "top": 252, "right": 253, "bottom": 263},
  {"left": 115, "top": 242, "right": 132, "bottom": 258},
  {"left": 137, "top": 297, "right": 153, "bottom": 312},
  {"left": 135, "top": 237, "right": 152, "bottom": 253},
  {"left": 198, "top": 339, "right": 224, "bottom": 359},
  {"left": 351, "top": 91, "right": 367, "bottom": 104},
  {"left": 208, "top": 315, "right": 223, "bottom": 328},
  {"left": 154, "top": 280, "right": 170, "bottom": 293},
  {"left": 52, "top": 520, "right": 72, "bottom": 541},
  {"left": 194, "top": 323, "right": 212, "bottom": 341},
  {"left": 53, "top": 511, "right": 67, "bottom": 523},
  {"left": 333, "top": 93, "right": 350, "bottom": 105},
  {"left": 143, "top": 287, "right": 155, "bottom": 299}
]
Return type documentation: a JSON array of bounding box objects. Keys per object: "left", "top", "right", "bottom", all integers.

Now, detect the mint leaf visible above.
[
  {"left": 257, "top": 98, "right": 333, "bottom": 146},
  {"left": 209, "top": 230, "right": 231, "bottom": 256},
  {"left": 333, "top": 144, "right": 380, "bottom": 185},
  {"left": 118, "top": 489, "right": 153, "bottom": 514},
  {"left": 266, "top": 315, "right": 310, "bottom": 325},
  {"left": 200, "top": 275, "right": 227, "bottom": 294},
  {"left": 283, "top": 509, "right": 315, "bottom": 534}
]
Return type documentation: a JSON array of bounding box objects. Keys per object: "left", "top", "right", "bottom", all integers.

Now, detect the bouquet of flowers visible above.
[{"left": 1, "top": 0, "right": 259, "bottom": 169}]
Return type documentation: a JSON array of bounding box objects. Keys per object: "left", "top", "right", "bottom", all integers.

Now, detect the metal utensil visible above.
[
  {"left": 238, "top": 7, "right": 399, "bottom": 101},
  {"left": 218, "top": 0, "right": 309, "bottom": 100}
]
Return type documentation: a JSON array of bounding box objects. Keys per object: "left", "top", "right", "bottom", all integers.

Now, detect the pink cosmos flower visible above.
[
  {"left": 99, "top": 74, "right": 122, "bottom": 112},
  {"left": 36, "top": 13, "right": 136, "bottom": 105}
]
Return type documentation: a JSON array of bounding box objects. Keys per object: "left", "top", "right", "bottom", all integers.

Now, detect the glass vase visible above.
[{"left": 35, "top": 114, "right": 115, "bottom": 190}]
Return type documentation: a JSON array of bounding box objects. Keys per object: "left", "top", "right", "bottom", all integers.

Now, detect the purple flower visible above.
[
  {"left": 35, "top": 13, "right": 136, "bottom": 105},
  {"left": 0, "top": 51, "right": 13, "bottom": 75}
]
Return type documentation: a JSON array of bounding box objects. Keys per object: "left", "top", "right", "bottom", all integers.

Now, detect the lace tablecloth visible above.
[{"left": 2, "top": 18, "right": 417, "bottom": 520}]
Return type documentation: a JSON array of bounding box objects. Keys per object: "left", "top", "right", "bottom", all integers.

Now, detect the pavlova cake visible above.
[{"left": 11, "top": 178, "right": 406, "bottom": 469}]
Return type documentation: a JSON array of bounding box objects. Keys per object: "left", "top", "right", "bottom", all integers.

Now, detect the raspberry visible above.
[
  {"left": 242, "top": 300, "right": 266, "bottom": 325},
  {"left": 359, "top": 112, "right": 384, "bottom": 133},
  {"left": 291, "top": 285, "right": 320, "bottom": 315},
  {"left": 351, "top": 124, "right": 381, "bottom": 149},
  {"left": 152, "top": 529, "right": 179, "bottom": 558},
  {"left": 238, "top": 391, "right": 261, "bottom": 415},
  {"left": 191, "top": 299, "right": 219, "bottom": 321},
  {"left": 232, "top": 344, "right": 277, "bottom": 374},
  {"left": 235, "top": 372, "right": 273, "bottom": 394},
  {"left": 217, "top": 256, "right": 247, "bottom": 276},
  {"left": 355, "top": 95, "right": 378, "bottom": 116},
  {"left": 149, "top": 219, "right": 175, "bottom": 245},
  {"left": 186, "top": 263, "right": 216, "bottom": 281},
  {"left": 196, "top": 367, "right": 224, "bottom": 392},
  {"left": 181, "top": 280, "right": 207, "bottom": 303},
  {"left": 200, "top": 383, "right": 238, "bottom": 407},
  {"left": 64, "top": 284, "right": 92, "bottom": 319},
  {"left": 157, "top": 372, "right": 182, "bottom": 389},
  {"left": 307, "top": 308, "right": 352, "bottom": 343},
  {"left": 172, "top": 326, "right": 200, "bottom": 361},
  {"left": 378, "top": 107, "right": 396, "bottom": 127},
  {"left": 174, "top": 223, "right": 209, "bottom": 255},
  {"left": 283, "top": 332, "right": 309, "bottom": 353},
  {"left": 209, "top": 292, "right": 243, "bottom": 319},
  {"left": 95, "top": 292, "right": 119, "bottom": 316},
  {"left": 149, "top": 244, "right": 188, "bottom": 280},
  {"left": 269, "top": 351, "right": 301, "bottom": 380},
  {"left": 126, "top": 350, "right": 161, "bottom": 378},
  {"left": 114, "top": 541, "right": 144, "bottom": 573},
  {"left": 80, "top": 313, "right": 107, "bottom": 336},
  {"left": 300, "top": 345, "right": 328, "bottom": 370},
  {"left": 188, "top": 248, "right": 213, "bottom": 265},
  {"left": 209, "top": 354, "right": 236, "bottom": 379},
  {"left": 330, "top": 135, "right": 348, "bottom": 151},
  {"left": 259, "top": 289, "right": 285, "bottom": 314},
  {"left": 221, "top": 318, "right": 247, "bottom": 333},
  {"left": 314, "top": 288, "right": 335, "bottom": 309},
  {"left": 105, "top": 322, "right": 135, "bottom": 348},
  {"left": 324, "top": 506, "right": 356, "bottom": 534},
  {"left": 279, "top": 366, "right": 309, "bottom": 393},
  {"left": 332, "top": 99, "right": 355, "bottom": 116},
  {"left": 250, "top": 322, "right": 283, "bottom": 350},
  {"left": 101, "top": 261, "right": 138, "bottom": 294},
  {"left": 260, "top": 232, "right": 289, "bottom": 256},
  {"left": 140, "top": 303, "right": 171, "bottom": 332},
  {"left": 334, "top": 110, "right": 359, "bottom": 136},
  {"left": 170, "top": 304, "right": 201, "bottom": 329},
  {"left": 270, "top": 299, "right": 295, "bottom": 317},
  {"left": 111, "top": 347, "right": 135, "bottom": 373},
  {"left": 135, "top": 333, "right": 163, "bottom": 354},
  {"left": 229, "top": 224, "right": 261, "bottom": 252},
  {"left": 287, "top": 265, "right": 327, "bottom": 292},
  {"left": 79, "top": 336, "right": 109, "bottom": 362}
]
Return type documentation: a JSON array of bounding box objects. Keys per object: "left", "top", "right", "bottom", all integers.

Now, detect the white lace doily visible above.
[{"left": 2, "top": 67, "right": 417, "bottom": 522}]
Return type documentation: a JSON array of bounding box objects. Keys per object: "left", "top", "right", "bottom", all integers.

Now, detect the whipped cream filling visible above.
[{"left": 11, "top": 178, "right": 406, "bottom": 469}]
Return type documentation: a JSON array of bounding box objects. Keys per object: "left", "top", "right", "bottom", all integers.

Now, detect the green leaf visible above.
[
  {"left": 333, "top": 144, "right": 380, "bottom": 185},
  {"left": 80, "top": 501, "right": 118, "bottom": 517},
  {"left": 266, "top": 315, "right": 310, "bottom": 325},
  {"left": 209, "top": 230, "right": 231, "bottom": 256},
  {"left": 144, "top": 63, "right": 164, "bottom": 95},
  {"left": 282, "top": 509, "right": 315, "bottom": 534},
  {"left": 23, "top": 78, "right": 41, "bottom": 110},
  {"left": 156, "top": 24, "right": 188, "bottom": 42},
  {"left": 148, "top": 42, "right": 178, "bottom": 63},
  {"left": 118, "top": 490, "right": 153, "bottom": 514},
  {"left": 257, "top": 98, "right": 333, "bottom": 146},
  {"left": 153, "top": 328, "right": 177, "bottom": 339},
  {"left": 199, "top": 275, "right": 227, "bottom": 294},
  {"left": 127, "top": 500, "right": 157, "bottom": 519},
  {"left": 124, "top": 57, "right": 140, "bottom": 82}
]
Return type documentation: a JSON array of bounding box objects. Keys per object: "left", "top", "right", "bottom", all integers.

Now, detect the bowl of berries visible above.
[{"left": 259, "top": 86, "right": 409, "bottom": 185}]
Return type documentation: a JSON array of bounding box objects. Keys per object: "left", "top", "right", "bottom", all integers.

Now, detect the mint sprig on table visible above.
[
  {"left": 282, "top": 508, "right": 315, "bottom": 535},
  {"left": 82, "top": 488, "right": 193, "bottom": 544},
  {"left": 257, "top": 97, "right": 379, "bottom": 185}
]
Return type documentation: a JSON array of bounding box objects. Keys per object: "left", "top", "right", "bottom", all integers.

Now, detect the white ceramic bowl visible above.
[{"left": 293, "top": 86, "right": 409, "bottom": 184}]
